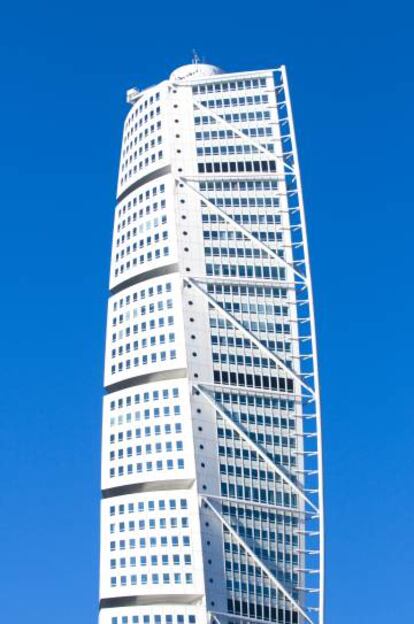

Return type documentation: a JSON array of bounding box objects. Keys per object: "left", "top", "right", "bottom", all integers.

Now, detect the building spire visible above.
[{"left": 192, "top": 49, "right": 200, "bottom": 65}]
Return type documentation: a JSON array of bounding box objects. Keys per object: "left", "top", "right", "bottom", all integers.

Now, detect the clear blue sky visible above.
[{"left": 0, "top": 1, "right": 412, "bottom": 622}]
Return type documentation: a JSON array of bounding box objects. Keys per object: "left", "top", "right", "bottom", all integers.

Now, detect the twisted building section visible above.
[{"left": 99, "top": 62, "right": 324, "bottom": 624}]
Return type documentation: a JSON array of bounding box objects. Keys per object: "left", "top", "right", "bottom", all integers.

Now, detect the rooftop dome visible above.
[{"left": 170, "top": 63, "right": 224, "bottom": 82}]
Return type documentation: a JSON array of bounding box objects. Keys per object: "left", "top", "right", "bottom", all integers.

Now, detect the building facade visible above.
[{"left": 99, "top": 62, "right": 324, "bottom": 624}]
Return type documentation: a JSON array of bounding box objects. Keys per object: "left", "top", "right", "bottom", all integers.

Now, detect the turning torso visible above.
[{"left": 99, "top": 62, "right": 324, "bottom": 624}]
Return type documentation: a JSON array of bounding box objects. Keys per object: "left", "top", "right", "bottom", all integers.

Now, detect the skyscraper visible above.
[{"left": 99, "top": 62, "right": 324, "bottom": 624}]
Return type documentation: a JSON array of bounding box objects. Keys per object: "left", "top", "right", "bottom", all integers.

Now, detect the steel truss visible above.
[{"left": 175, "top": 66, "right": 324, "bottom": 624}]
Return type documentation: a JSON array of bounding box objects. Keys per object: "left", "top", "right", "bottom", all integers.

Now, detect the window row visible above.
[
  {"left": 110, "top": 420, "right": 182, "bottom": 443},
  {"left": 238, "top": 319, "right": 291, "bottom": 335},
  {"left": 198, "top": 160, "right": 276, "bottom": 174},
  {"left": 207, "top": 284, "right": 287, "bottom": 299},
  {"left": 220, "top": 463, "right": 293, "bottom": 483},
  {"left": 109, "top": 386, "right": 179, "bottom": 410},
  {"left": 218, "top": 446, "right": 296, "bottom": 471},
  {"left": 224, "top": 528, "right": 298, "bottom": 546},
  {"left": 110, "top": 572, "right": 193, "bottom": 587},
  {"left": 195, "top": 111, "right": 271, "bottom": 125},
  {"left": 109, "top": 457, "right": 185, "bottom": 478},
  {"left": 219, "top": 406, "right": 295, "bottom": 430},
  {"left": 192, "top": 78, "right": 267, "bottom": 93},
  {"left": 111, "top": 614, "right": 196, "bottom": 624},
  {"left": 218, "top": 301, "right": 289, "bottom": 317},
  {"left": 211, "top": 335, "right": 294, "bottom": 364},
  {"left": 222, "top": 503, "right": 299, "bottom": 526},
  {"left": 109, "top": 406, "right": 182, "bottom": 436},
  {"left": 109, "top": 417, "right": 181, "bottom": 435},
  {"left": 226, "top": 577, "right": 298, "bottom": 595},
  {"left": 200, "top": 179, "right": 278, "bottom": 192},
  {"left": 211, "top": 334, "right": 291, "bottom": 354},
  {"left": 109, "top": 440, "right": 184, "bottom": 461},
  {"left": 206, "top": 263, "right": 286, "bottom": 280},
  {"left": 209, "top": 196, "right": 279, "bottom": 207},
  {"left": 220, "top": 482, "right": 298, "bottom": 507},
  {"left": 109, "top": 411, "right": 182, "bottom": 428},
  {"left": 202, "top": 213, "right": 281, "bottom": 225},
  {"left": 203, "top": 231, "right": 283, "bottom": 243},
  {"left": 196, "top": 144, "right": 274, "bottom": 156},
  {"left": 110, "top": 535, "right": 191, "bottom": 550},
  {"left": 196, "top": 127, "right": 273, "bottom": 141},
  {"left": 226, "top": 558, "right": 296, "bottom": 579},
  {"left": 204, "top": 246, "right": 282, "bottom": 260},
  {"left": 110, "top": 553, "right": 192, "bottom": 568},
  {"left": 212, "top": 352, "right": 289, "bottom": 370},
  {"left": 113, "top": 324, "right": 172, "bottom": 346},
  {"left": 213, "top": 369, "right": 294, "bottom": 393},
  {"left": 199, "top": 94, "right": 269, "bottom": 109},
  {"left": 109, "top": 348, "right": 177, "bottom": 374},
  {"left": 108, "top": 518, "right": 189, "bottom": 532},
  {"left": 211, "top": 310, "right": 291, "bottom": 334},
  {"left": 218, "top": 426, "right": 296, "bottom": 449},
  {"left": 227, "top": 541, "right": 298, "bottom": 566},
  {"left": 227, "top": 598, "right": 299, "bottom": 623},
  {"left": 109, "top": 498, "right": 188, "bottom": 515},
  {"left": 111, "top": 333, "right": 176, "bottom": 357},
  {"left": 108, "top": 528, "right": 191, "bottom": 546}
]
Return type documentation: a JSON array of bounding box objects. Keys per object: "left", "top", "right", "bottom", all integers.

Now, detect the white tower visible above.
[{"left": 99, "top": 62, "right": 324, "bottom": 624}]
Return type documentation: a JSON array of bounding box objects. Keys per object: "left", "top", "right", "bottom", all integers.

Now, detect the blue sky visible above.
[{"left": 0, "top": 1, "right": 412, "bottom": 622}]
